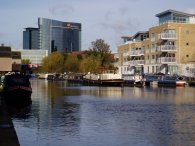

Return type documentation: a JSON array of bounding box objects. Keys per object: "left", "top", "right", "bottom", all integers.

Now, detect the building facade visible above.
[
  {"left": 20, "top": 50, "right": 48, "bottom": 65},
  {"left": 117, "top": 10, "right": 195, "bottom": 77},
  {"left": 0, "top": 45, "right": 12, "bottom": 72},
  {"left": 0, "top": 45, "right": 22, "bottom": 72},
  {"left": 23, "top": 28, "right": 40, "bottom": 50},
  {"left": 23, "top": 18, "right": 81, "bottom": 53}
]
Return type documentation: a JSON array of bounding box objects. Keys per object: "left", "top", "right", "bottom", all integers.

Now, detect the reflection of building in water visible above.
[
  {"left": 29, "top": 79, "right": 81, "bottom": 140},
  {"left": 121, "top": 87, "right": 145, "bottom": 99},
  {"left": 78, "top": 87, "right": 123, "bottom": 99},
  {"left": 97, "top": 87, "right": 123, "bottom": 98}
]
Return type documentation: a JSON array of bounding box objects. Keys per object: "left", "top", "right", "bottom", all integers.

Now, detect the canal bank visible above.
[{"left": 0, "top": 96, "right": 20, "bottom": 146}]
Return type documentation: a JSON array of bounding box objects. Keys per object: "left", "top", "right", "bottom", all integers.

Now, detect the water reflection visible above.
[{"left": 13, "top": 79, "right": 195, "bottom": 146}]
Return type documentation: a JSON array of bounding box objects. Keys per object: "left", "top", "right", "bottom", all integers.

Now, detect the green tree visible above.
[
  {"left": 88, "top": 39, "right": 114, "bottom": 68},
  {"left": 64, "top": 54, "right": 80, "bottom": 73},
  {"left": 21, "top": 59, "right": 31, "bottom": 64},
  {"left": 42, "top": 52, "right": 65, "bottom": 73},
  {"left": 80, "top": 55, "right": 101, "bottom": 73}
]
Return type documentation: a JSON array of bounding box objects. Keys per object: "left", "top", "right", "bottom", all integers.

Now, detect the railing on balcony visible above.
[
  {"left": 130, "top": 50, "right": 145, "bottom": 56},
  {"left": 157, "top": 45, "right": 177, "bottom": 52},
  {"left": 123, "top": 52, "right": 129, "bottom": 57},
  {"left": 130, "top": 60, "right": 144, "bottom": 66},
  {"left": 157, "top": 57, "right": 176, "bottom": 64},
  {"left": 130, "top": 60, "right": 137, "bottom": 66},
  {"left": 158, "top": 33, "right": 177, "bottom": 40},
  {"left": 137, "top": 60, "right": 145, "bottom": 65}
]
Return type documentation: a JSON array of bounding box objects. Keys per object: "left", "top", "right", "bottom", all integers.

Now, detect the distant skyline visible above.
[{"left": 0, "top": 0, "right": 195, "bottom": 52}]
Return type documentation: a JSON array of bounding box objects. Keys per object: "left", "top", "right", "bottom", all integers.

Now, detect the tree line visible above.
[{"left": 39, "top": 39, "right": 116, "bottom": 74}]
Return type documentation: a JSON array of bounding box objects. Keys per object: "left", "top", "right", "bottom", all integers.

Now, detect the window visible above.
[
  {"left": 186, "top": 42, "right": 189, "bottom": 46},
  {"left": 152, "top": 33, "right": 155, "bottom": 38},
  {"left": 152, "top": 66, "right": 154, "bottom": 73},
  {"left": 152, "top": 44, "right": 155, "bottom": 49},
  {"left": 156, "top": 55, "right": 158, "bottom": 61}
]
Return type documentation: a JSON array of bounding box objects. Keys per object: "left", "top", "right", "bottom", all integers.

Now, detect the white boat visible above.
[
  {"left": 38, "top": 73, "right": 54, "bottom": 79},
  {"left": 83, "top": 72, "right": 123, "bottom": 86}
]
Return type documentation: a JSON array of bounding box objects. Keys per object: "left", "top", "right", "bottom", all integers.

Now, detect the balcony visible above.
[
  {"left": 137, "top": 60, "right": 145, "bottom": 65},
  {"left": 157, "top": 57, "right": 176, "bottom": 64},
  {"left": 158, "top": 33, "right": 177, "bottom": 40},
  {"left": 157, "top": 45, "right": 177, "bottom": 52},
  {"left": 130, "top": 50, "right": 144, "bottom": 56},
  {"left": 130, "top": 60, "right": 137, "bottom": 66},
  {"left": 130, "top": 60, "right": 144, "bottom": 66},
  {"left": 123, "top": 52, "right": 129, "bottom": 57}
]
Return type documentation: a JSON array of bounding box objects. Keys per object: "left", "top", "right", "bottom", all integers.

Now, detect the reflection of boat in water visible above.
[
  {"left": 158, "top": 75, "right": 186, "bottom": 87},
  {"left": 2, "top": 73, "right": 32, "bottom": 107}
]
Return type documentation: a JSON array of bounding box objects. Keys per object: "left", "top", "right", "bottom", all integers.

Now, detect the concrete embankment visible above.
[{"left": 0, "top": 96, "right": 20, "bottom": 146}]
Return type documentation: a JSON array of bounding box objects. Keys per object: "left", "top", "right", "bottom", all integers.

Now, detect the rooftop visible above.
[{"left": 156, "top": 9, "right": 195, "bottom": 17}]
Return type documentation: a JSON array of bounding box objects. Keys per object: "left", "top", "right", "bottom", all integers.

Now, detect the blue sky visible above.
[{"left": 0, "top": 0, "right": 195, "bottom": 52}]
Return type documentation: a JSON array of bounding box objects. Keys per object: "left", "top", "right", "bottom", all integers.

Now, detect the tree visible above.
[
  {"left": 22, "top": 59, "right": 31, "bottom": 64},
  {"left": 41, "top": 52, "right": 65, "bottom": 73},
  {"left": 80, "top": 55, "right": 101, "bottom": 73},
  {"left": 88, "top": 39, "right": 114, "bottom": 68},
  {"left": 64, "top": 54, "right": 80, "bottom": 73}
]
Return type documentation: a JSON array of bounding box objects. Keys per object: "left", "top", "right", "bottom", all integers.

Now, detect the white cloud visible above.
[{"left": 49, "top": 4, "right": 74, "bottom": 16}]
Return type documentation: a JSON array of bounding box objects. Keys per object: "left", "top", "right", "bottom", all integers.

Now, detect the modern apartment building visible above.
[
  {"left": 23, "top": 18, "right": 82, "bottom": 53},
  {"left": 117, "top": 10, "right": 195, "bottom": 77}
]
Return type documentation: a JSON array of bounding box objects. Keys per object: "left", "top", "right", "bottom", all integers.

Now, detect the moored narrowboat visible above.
[{"left": 2, "top": 73, "right": 32, "bottom": 107}]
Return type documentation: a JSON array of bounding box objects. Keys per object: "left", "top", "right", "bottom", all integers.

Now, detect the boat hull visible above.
[
  {"left": 2, "top": 73, "right": 32, "bottom": 107},
  {"left": 176, "top": 81, "right": 186, "bottom": 87},
  {"left": 83, "top": 79, "right": 124, "bottom": 86},
  {"left": 134, "top": 81, "right": 144, "bottom": 87},
  {"left": 3, "top": 87, "right": 32, "bottom": 107}
]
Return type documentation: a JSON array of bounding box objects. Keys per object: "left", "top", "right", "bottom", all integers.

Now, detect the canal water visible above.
[{"left": 12, "top": 79, "right": 195, "bottom": 146}]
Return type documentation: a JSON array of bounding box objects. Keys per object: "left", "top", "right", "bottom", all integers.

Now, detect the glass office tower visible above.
[
  {"left": 23, "top": 18, "right": 81, "bottom": 53},
  {"left": 38, "top": 18, "right": 81, "bottom": 53},
  {"left": 23, "top": 28, "right": 40, "bottom": 50}
]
